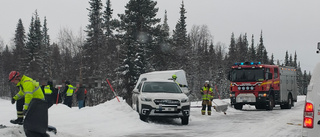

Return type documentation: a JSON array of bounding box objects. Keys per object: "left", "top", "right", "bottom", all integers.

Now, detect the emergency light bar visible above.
[{"left": 234, "top": 62, "right": 261, "bottom": 66}]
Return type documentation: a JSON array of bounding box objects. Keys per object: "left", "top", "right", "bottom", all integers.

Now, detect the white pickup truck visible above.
[
  {"left": 302, "top": 62, "right": 320, "bottom": 137},
  {"left": 131, "top": 70, "right": 190, "bottom": 125}
]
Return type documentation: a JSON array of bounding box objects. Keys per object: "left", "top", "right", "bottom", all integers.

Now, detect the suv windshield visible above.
[
  {"left": 230, "top": 68, "right": 264, "bottom": 82},
  {"left": 142, "top": 82, "right": 182, "bottom": 93}
]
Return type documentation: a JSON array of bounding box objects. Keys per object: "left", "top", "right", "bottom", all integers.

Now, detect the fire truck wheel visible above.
[
  {"left": 255, "top": 103, "right": 265, "bottom": 109},
  {"left": 266, "top": 95, "right": 274, "bottom": 110},
  {"left": 287, "top": 94, "right": 293, "bottom": 109},
  {"left": 280, "top": 94, "right": 293, "bottom": 109},
  {"left": 234, "top": 104, "right": 243, "bottom": 110}
]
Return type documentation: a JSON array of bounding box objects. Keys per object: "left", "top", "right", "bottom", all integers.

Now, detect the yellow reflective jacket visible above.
[
  {"left": 13, "top": 75, "right": 45, "bottom": 110},
  {"left": 200, "top": 86, "right": 214, "bottom": 100},
  {"left": 66, "top": 85, "right": 75, "bottom": 96},
  {"left": 44, "top": 85, "right": 52, "bottom": 95}
]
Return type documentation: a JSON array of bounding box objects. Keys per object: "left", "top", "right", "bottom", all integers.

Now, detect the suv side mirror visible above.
[{"left": 133, "top": 89, "right": 140, "bottom": 94}]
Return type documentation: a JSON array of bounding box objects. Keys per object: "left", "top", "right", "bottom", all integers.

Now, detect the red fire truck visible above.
[{"left": 229, "top": 62, "right": 297, "bottom": 110}]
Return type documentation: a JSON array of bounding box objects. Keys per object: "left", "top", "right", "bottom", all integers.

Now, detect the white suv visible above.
[
  {"left": 302, "top": 62, "right": 320, "bottom": 137},
  {"left": 132, "top": 79, "right": 190, "bottom": 125}
]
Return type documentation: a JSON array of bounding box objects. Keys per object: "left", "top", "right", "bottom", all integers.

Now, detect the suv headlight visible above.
[
  {"left": 140, "top": 97, "right": 152, "bottom": 102},
  {"left": 181, "top": 98, "right": 189, "bottom": 103}
]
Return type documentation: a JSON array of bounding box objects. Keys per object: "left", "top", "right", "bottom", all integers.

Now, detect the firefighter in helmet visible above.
[
  {"left": 9, "top": 71, "right": 48, "bottom": 136},
  {"left": 172, "top": 74, "right": 187, "bottom": 87},
  {"left": 200, "top": 80, "right": 214, "bottom": 115}
]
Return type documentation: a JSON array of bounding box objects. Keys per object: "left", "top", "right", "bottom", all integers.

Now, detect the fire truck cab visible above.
[{"left": 229, "top": 62, "right": 297, "bottom": 110}]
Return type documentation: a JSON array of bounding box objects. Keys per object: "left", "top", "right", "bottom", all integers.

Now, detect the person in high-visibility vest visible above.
[
  {"left": 172, "top": 74, "right": 187, "bottom": 87},
  {"left": 9, "top": 71, "right": 48, "bottom": 136},
  {"left": 63, "top": 81, "right": 75, "bottom": 108},
  {"left": 44, "top": 81, "right": 53, "bottom": 108},
  {"left": 200, "top": 80, "right": 214, "bottom": 115}
]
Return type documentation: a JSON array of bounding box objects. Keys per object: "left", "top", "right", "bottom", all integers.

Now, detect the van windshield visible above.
[
  {"left": 230, "top": 68, "right": 264, "bottom": 82},
  {"left": 142, "top": 82, "right": 182, "bottom": 93}
]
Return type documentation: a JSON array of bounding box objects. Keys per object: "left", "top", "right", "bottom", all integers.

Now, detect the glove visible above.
[{"left": 11, "top": 98, "right": 16, "bottom": 104}]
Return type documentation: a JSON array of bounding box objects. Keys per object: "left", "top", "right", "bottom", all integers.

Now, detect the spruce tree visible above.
[
  {"left": 13, "top": 19, "right": 27, "bottom": 73},
  {"left": 154, "top": 10, "right": 171, "bottom": 70},
  {"left": 118, "top": 0, "right": 160, "bottom": 104},
  {"left": 289, "top": 54, "right": 293, "bottom": 66},
  {"left": 26, "top": 11, "right": 44, "bottom": 80},
  {"left": 263, "top": 49, "right": 269, "bottom": 64},
  {"left": 42, "top": 17, "right": 51, "bottom": 79},
  {"left": 248, "top": 34, "right": 256, "bottom": 61},
  {"left": 104, "top": 0, "right": 113, "bottom": 38},
  {"left": 285, "top": 51, "right": 289, "bottom": 66},
  {"left": 270, "top": 54, "right": 274, "bottom": 65},
  {"left": 256, "top": 31, "right": 265, "bottom": 63},
  {"left": 228, "top": 32, "right": 236, "bottom": 64},
  {"left": 293, "top": 51, "right": 297, "bottom": 68},
  {"left": 172, "top": 0, "right": 189, "bottom": 70},
  {"left": 84, "top": 0, "right": 105, "bottom": 78}
]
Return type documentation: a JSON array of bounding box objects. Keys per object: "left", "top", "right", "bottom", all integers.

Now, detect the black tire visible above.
[
  {"left": 234, "top": 104, "right": 243, "bottom": 110},
  {"left": 181, "top": 117, "right": 189, "bottom": 125},
  {"left": 255, "top": 103, "right": 265, "bottom": 109},
  {"left": 287, "top": 94, "right": 293, "bottom": 109},
  {"left": 280, "top": 94, "right": 293, "bottom": 109},
  {"left": 136, "top": 101, "right": 139, "bottom": 113},
  {"left": 139, "top": 114, "right": 147, "bottom": 121},
  {"left": 266, "top": 95, "right": 274, "bottom": 110}
]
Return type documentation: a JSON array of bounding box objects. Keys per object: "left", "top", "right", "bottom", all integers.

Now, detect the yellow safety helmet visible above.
[{"left": 172, "top": 74, "right": 177, "bottom": 79}]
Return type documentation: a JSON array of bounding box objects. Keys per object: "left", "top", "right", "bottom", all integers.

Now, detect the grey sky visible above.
[{"left": 1, "top": 0, "right": 319, "bottom": 73}]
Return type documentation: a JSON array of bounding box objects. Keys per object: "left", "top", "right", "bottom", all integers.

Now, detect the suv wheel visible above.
[
  {"left": 139, "top": 114, "right": 147, "bottom": 121},
  {"left": 136, "top": 101, "right": 139, "bottom": 113},
  {"left": 181, "top": 116, "right": 189, "bottom": 125}
]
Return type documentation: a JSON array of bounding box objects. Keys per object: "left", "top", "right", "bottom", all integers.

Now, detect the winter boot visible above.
[
  {"left": 201, "top": 110, "right": 206, "bottom": 115},
  {"left": 208, "top": 111, "right": 211, "bottom": 116},
  {"left": 10, "top": 111, "right": 24, "bottom": 125},
  {"left": 10, "top": 117, "right": 23, "bottom": 125}
]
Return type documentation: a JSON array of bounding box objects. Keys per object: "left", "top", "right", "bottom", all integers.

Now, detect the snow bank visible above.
[{"left": 0, "top": 98, "right": 153, "bottom": 137}]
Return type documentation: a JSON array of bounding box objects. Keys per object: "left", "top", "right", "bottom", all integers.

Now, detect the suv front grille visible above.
[{"left": 154, "top": 99, "right": 180, "bottom": 106}]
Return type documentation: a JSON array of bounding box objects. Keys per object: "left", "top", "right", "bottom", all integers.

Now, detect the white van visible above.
[
  {"left": 131, "top": 70, "right": 190, "bottom": 125},
  {"left": 302, "top": 62, "right": 320, "bottom": 137},
  {"left": 134, "top": 70, "right": 189, "bottom": 94}
]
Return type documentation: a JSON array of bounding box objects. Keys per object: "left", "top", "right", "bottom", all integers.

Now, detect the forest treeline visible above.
[{"left": 0, "top": 0, "right": 311, "bottom": 106}]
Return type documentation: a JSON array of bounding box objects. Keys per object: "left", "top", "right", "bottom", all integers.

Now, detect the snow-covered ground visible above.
[{"left": 0, "top": 96, "right": 305, "bottom": 137}]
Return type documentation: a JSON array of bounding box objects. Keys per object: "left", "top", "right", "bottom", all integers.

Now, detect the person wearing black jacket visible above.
[{"left": 75, "top": 84, "right": 85, "bottom": 109}]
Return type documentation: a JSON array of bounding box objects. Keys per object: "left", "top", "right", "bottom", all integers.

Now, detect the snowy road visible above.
[
  {"left": 0, "top": 96, "right": 305, "bottom": 137},
  {"left": 125, "top": 97, "right": 304, "bottom": 137}
]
